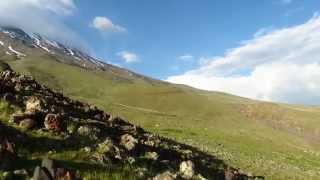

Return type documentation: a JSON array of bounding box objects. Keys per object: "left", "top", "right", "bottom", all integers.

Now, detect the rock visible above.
[
  {"left": 143, "top": 134, "right": 161, "bottom": 147},
  {"left": 13, "top": 169, "right": 28, "bottom": 176},
  {"left": 26, "top": 96, "right": 43, "bottom": 112},
  {"left": 153, "top": 171, "right": 176, "bottom": 180},
  {"left": 19, "top": 118, "right": 35, "bottom": 129},
  {"left": 83, "top": 146, "right": 91, "bottom": 152},
  {"left": 135, "top": 167, "right": 148, "bottom": 178},
  {"left": 145, "top": 151, "right": 159, "bottom": 161},
  {"left": 120, "top": 134, "right": 138, "bottom": 151},
  {"left": 3, "top": 93, "right": 15, "bottom": 102},
  {"left": 97, "top": 138, "right": 114, "bottom": 154},
  {"left": 97, "top": 138, "right": 121, "bottom": 159},
  {"left": 127, "top": 156, "right": 135, "bottom": 164},
  {"left": 0, "top": 139, "right": 16, "bottom": 170},
  {"left": 77, "top": 125, "right": 100, "bottom": 140},
  {"left": 44, "top": 114, "right": 62, "bottom": 132},
  {"left": 41, "top": 157, "right": 55, "bottom": 178},
  {"left": 12, "top": 112, "right": 31, "bottom": 123},
  {"left": 179, "top": 160, "right": 195, "bottom": 179},
  {"left": 55, "top": 168, "right": 74, "bottom": 180},
  {"left": 33, "top": 166, "right": 52, "bottom": 180}
]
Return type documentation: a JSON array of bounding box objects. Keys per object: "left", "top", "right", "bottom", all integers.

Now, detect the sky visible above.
[{"left": 0, "top": 0, "right": 320, "bottom": 105}]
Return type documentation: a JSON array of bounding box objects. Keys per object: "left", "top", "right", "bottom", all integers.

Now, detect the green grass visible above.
[{"left": 3, "top": 55, "right": 320, "bottom": 179}]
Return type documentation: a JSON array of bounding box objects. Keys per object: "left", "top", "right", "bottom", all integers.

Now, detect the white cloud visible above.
[
  {"left": 91, "top": 16, "right": 126, "bottom": 33},
  {"left": 0, "top": 0, "right": 86, "bottom": 49},
  {"left": 178, "top": 54, "right": 194, "bottom": 61},
  {"left": 117, "top": 51, "right": 140, "bottom": 63},
  {"left": 167, "top": 15, "right": 320, "bottom": 105}
]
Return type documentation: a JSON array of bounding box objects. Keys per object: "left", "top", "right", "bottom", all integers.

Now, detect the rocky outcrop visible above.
[{"left": 0, "top": 66, "right": 264, "bottom": 179}]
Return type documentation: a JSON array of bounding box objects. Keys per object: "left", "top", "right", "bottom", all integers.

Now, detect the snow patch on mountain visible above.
[
  {"left": 8, "top": 45, "right": 26, "bottom": 57},
  {"left": 0, "top": 40, "right": 4, "bottom": 46},
  {"left": 67, "top": 48, "right": 74, "bottom": 56}
]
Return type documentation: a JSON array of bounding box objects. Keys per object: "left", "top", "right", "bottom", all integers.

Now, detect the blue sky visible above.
[
  {"left": 63, "top": 0, "right": 318, "bottom": 79},
  {"left": 1, "top": 0, "right": 320, "bottom": 105}
]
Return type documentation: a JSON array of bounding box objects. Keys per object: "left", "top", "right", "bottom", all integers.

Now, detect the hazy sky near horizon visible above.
[{"left": 1, "top": 0, "right": 320, "bottom": 105}]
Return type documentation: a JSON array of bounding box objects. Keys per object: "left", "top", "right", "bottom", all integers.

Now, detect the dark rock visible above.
[{"left": 19, "top": 118, "right": 36, "bottom": 129}]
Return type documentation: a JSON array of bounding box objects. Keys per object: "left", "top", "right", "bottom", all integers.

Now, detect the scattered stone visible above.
[
  {"left": 41, "top": 158, "right": 55, "bottom": 178},
  {"left": 135, "top": 167, "right": 148, "bottom": 178},
  {"left": 26, "top": 96, "right": 43, "bottom": 112},
  {"left": 33, "top": 166, "right": 52, "bottom": 180},
  {"left": 145, "top": 151, "right": 159, "bottom": 161},
  {"left": 97, "top": 138, "right": 121, "bottom": 160},
  {"left": 153, "top": 171, "right": 176, "bottom": 180},
  {"left": 19, "top": 118, "right": 36, "bottom": 129},
  {"left": 55, "top": 168, "right": 74, "bottom": 180},
  {"left": 127, "top": 156, "right": 135, "bottom": 164},
  {"left": 13, "top": 169, "right": 28, "bottom": 176},
  {"left": 44, "top": 114, "right": 62, "bottom": 132},
  {"left": 83, "top": 146, "right": 91, "bottom": 152},
  {"left": 120, "top": 134, "right": 138, "bottom": 151},
  {"left": 179, "top": 160, "right": 195, "bottom": 179},
  {"left": 12, "top": 112, "right": 31, "bottom": 123}
]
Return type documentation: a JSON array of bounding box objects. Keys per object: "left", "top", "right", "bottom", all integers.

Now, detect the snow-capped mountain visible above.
[
  {"left": 0, "top": 27, "right": 106, "bottom": 69},
  {"left": 0, "top": 27, "right": 148, "bottom": 80}
]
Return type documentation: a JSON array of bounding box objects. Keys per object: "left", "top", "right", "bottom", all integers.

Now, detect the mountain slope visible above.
[{"left": 1, "top": 27, "right": 320, "bottom": 179}]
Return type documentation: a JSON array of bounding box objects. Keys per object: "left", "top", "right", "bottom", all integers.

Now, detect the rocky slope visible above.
[{"left": 0, "top": 65, "right": 263, "bottom": 179}]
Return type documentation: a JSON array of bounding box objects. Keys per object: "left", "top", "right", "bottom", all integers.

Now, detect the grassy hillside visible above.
[{"left": 2, "top": 55, "right": 320, "bottom": 179}]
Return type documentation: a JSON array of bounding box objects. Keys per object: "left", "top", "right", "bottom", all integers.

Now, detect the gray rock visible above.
[
  {"left": 33, "top": 166, "right": 52, "bottom": 180},
  {"left": 13, "top": 169, "right": 28, "bottom": 176},
  {"left": 19, "top": 118, "right": 36, "bottom": 129},
  {"left": 179, "top": 160, "right": 195, "bottom": 179},
  {"left": 153, "top": 171, "right": 176, "bottom": 180},
  {"left": 41, "top": 158, "right": 55, "bottom": 177},
  {"left": 145, "top": 151, "right": 159, "bottom": 161},
  {"left": 120, "top": 134, "right": 138, "bottom": 151},
  {"left": 26, "top": 96, "right": 43, "bottom": 112}
]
